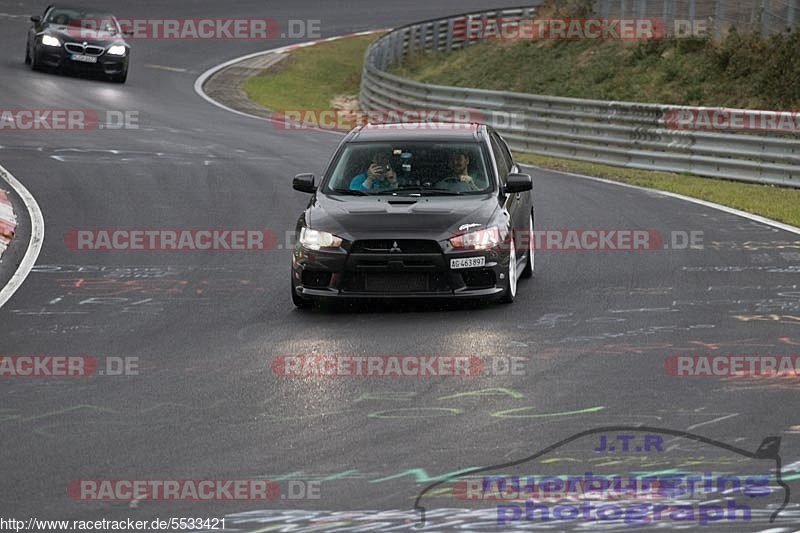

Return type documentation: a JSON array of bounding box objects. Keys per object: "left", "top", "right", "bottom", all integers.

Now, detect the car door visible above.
[{"left": 489, "top": 130, "right": 523, "bottom": 255}]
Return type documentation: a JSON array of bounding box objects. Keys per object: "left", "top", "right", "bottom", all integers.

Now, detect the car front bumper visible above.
[
  {"left": 35, "top": 46, "right": 128, "bottom": 75},
  {"left": 292, "top": 238, "right": 509, "bottom": 301}
]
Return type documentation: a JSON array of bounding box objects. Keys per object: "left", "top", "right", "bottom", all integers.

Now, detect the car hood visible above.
[
  {"left": 306, "top": 194, "right": 503, "bottom": 242},
  {"left": 46, "top": 25, "right": 123, "bottom": 44}
]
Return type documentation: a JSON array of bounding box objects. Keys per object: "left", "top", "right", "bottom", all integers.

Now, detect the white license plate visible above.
[
  {"left": 450, "top": 256, "right": 485, "bottom": 269},
  {"left": 70, "top": 54, "right": 97, "bottom": 63}
]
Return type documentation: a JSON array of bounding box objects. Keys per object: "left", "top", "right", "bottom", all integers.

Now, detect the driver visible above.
[
  {"left": 349, "top": 152, "right": 398, "bottom": 192},
  {"left": 438, "top": 150, "right": 479, "bottom": 190}
]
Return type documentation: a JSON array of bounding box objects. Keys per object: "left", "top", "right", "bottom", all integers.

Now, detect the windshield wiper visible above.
[
  {"left": 331, "top": 188, "right": 369, "bottom": 196},
  {"left": 373, "top": 187, "right": 462, "bottom": 196}
]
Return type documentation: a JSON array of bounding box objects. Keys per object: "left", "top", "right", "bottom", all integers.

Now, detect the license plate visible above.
[
  {"left": 70, "top": 54, "right": 97, "bottom": 63},
  {"left": 450, "top": 256, "right": 485, "bottom": 269}
]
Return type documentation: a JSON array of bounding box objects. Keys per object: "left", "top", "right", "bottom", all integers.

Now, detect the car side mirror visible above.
[
  {"left": 504, "top": 173, "right": 532, "bottom": 194},
  {"left": 30, "top": 15, "right": 41, "bottom": 23},
  {"left": 293, "top": 173, "right": 316, "bottom": 193}
]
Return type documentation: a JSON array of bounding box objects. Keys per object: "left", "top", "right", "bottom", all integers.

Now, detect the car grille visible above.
[
  {"left": 64, "top": 43, "right": 105, "bottom": 55},
  {"left": 352, "top": 258, "right": 438, "bottom": 269},
  {"left": 350, "top": 239, "right": 441, "bottom": 254},
  {"left": 342, "top": 272, "right": 450, "bottom": 293}
]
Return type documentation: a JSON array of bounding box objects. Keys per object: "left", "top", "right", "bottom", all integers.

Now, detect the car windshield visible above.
[
  {"left": 326, "top": 141, "right": 491, "bottom": 196},
  {"left": 46, "top": 8, "right": 119, "bottom": 33}
]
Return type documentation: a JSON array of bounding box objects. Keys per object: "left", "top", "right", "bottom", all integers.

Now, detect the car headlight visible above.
[
  {"left": 449, "top": 226, "right": 503, "bottom": 250},
  {"left": 300, "top": 227, "right": 343, "bottom": 250},
  {"left": 106, "top": 44, "right": 126, "bottom": 56},
  {"left": 41, "top": 35, "right": 61, "bottom": 47}
]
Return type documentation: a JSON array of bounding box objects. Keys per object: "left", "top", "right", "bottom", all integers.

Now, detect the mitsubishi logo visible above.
[{"left": 389, "top": 241, "right": 402, "bottom": 253}]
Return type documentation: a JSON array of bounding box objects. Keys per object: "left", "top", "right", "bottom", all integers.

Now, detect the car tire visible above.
[
  {"left": 499, "top": 236, "right": 517, "bottom": 304},
  {"left": 291, "top": 280, "right": 312, "bottom": 309},
  {"left": 29, "top": 46, "right": 40, "bottom": 71},
  {"left": 520, "top": 210, "right": 534, "bottom": 279}
]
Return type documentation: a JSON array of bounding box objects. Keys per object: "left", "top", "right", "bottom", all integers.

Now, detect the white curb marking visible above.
[{"left": 0, "top": 163, "right": 45, "bottom": 309}]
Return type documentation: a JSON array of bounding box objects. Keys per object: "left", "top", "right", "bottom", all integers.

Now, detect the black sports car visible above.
[
  {"left": 26, "top": 5, "right": 130, "bottom": 83},
  {"left": 291, "top": 123, "right": 534, "bottom": 307}
]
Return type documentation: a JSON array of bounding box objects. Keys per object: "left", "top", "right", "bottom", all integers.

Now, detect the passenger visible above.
[{"left": 349, "top": 152, "right": 398, "bottom": 192}]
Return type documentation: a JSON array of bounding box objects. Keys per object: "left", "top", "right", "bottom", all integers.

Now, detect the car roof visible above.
[
  {"left": 47, "top": 5, "right": 113, "bottom": 14},
  {"left": 346, "top": 122, "right": 487, "bottom": 143}
]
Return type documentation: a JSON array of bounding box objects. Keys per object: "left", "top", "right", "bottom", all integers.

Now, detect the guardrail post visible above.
[
  {"left": 395, "top": 29, "right": 405, "bottom": 66},
  {"left": 670, "top": 0, "right": 677, "bottom": 35},
  {"left": 397, "top": 31, "right": 405, "bottom": 65},
  {"left": 382, "top": 40, "right": 391, "bottom": 70},
  {"left": 374, "top": 41, "right": 384, "bottom": 70},
  {"left": 713, "top": 0, "right": 724, "bottom": 39},
  {"left": 637, "top": 0, "right": 647, "bottom": 18},
  {"left": 758, "top": 0, "right": 768, "bottom": 35},
  {"left": 445, "top": 18, "right": 454, "bottom": 50},
  {"left": 383, "top": 32, "right": 391, "bottom": 69},
  {"left": 599, "top": 0, "right": 610, "bottom": 19},
  {"left": 426, "top": 22, "right": 433, "bottom": 50}
]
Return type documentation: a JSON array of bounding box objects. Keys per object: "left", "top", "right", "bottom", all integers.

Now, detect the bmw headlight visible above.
[
  {"left": 106, "top": 44, "right": 126, "bottom": 56},
  {"left": 300, "top": 227, "right": 343, "bottom": 250},
  {"left": 41, "top": 35, "right": 61, "bottom": 47}
]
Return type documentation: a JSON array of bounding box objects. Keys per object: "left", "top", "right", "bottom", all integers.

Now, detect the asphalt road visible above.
[{"left": 0, "top": 1, "right": 799, "bottom": 531}]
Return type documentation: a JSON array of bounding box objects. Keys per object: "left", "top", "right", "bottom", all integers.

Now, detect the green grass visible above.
[
  {"left": 516, "top": 152, "right": 800, "bottom": 227},
  {"left": 238, "top": 30, "right": 800, "bottom": 229},
  {"left": 392, "top": 30, "right": 800, "bottom": 109},
  {"left": 243, "top": 34, "right": 382, "bottom": 110}
]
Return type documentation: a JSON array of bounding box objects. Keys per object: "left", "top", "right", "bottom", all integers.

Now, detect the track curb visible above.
[
  {"left": 0, "top": 188, "right": 16, "bottom": 258},
  {"left": 0, "top": 163, "right": 44, "bottom": 310}
]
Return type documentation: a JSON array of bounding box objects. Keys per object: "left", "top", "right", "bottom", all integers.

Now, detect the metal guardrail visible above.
[{"left": 359, "top": 6, "right": 800, "bottom": 187}]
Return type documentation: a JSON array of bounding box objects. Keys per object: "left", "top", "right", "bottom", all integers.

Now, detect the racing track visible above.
[{"left": 0, "top": 1, "right": 799, "bottom": 530}]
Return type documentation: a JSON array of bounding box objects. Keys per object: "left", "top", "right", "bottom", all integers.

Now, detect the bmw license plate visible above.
[
  {"left": 450, "top": 256, "right": 485, "bottom": 269},
  {"left": 70, "top": 54, "right": 97, "bottom": 63}
]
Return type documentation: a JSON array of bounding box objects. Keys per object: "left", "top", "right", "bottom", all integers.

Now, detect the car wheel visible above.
[
  {"left": 291, "top": 280, "right": 312, "bottom": 308},
  {"left": 29, "top": 46, "right": 40, "bottom": 71},
  {"left": 520, "top": 210, "right": 534, "bottom": 279},
  {"left": 500, "top": 236, "right": 517, "bottom": 304}
]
